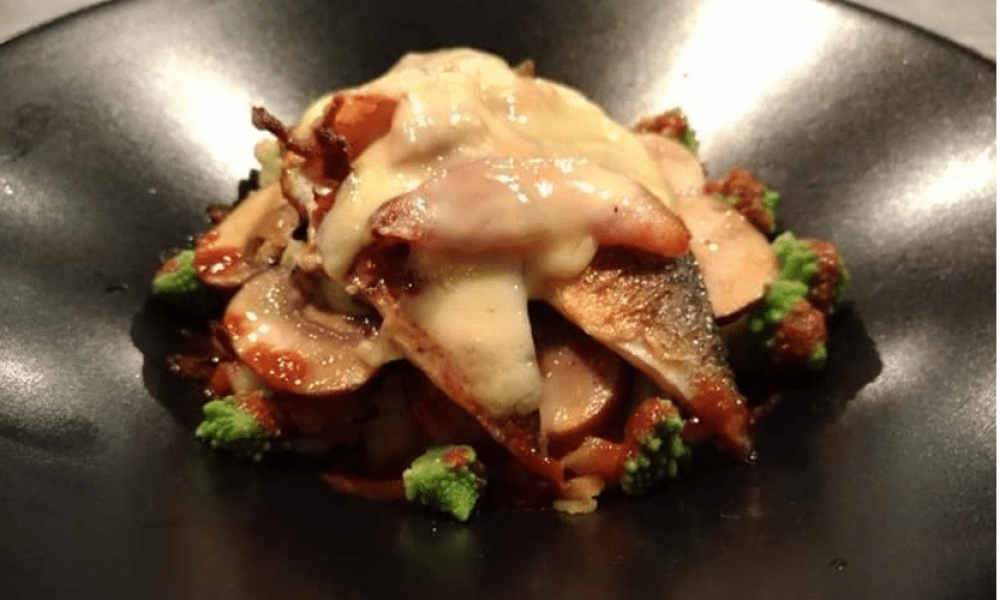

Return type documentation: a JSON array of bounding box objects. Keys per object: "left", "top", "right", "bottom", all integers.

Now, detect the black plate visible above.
[{"left": 0, "top": 0, "right": 994, "bottom": 598}]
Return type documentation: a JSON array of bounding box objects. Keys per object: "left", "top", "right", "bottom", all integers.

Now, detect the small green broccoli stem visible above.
[
  {"left": 152, "top": 249, "right": 201, "bottom": 296},
  {"left": 151, "top": 249, "right": 222, "bottom": 313},
  {"left": 772, "top": 232, "right": 819, "bottom": 284},
  {"left": 403, "top": 445, "right": 486, "bottom": 522},
  {"left": 195, "top": 392, "right": 284, "bottom": 461},
  {"left": 620, "top": 398, "right": 691, "bottom": 496},
  {"left": 679, "top": 127, "right": 699, "bottom": 153},
  {"left": 761, "top": 187, "right": 782, "bottom": 227}
]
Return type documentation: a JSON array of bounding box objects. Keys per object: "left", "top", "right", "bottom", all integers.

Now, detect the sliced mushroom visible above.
[
  {"left": 221, "top": 267, "right": 384, "bottom": 395},
  {"left": 673, "top": 192, "right": 778, "bottom": 318},
  {"left": 639, "top": 133, "right": 707, "bottom": 197},
  {"left": 532, "top": 304, "right": 630, "bottom": 455},
  {"left": 193, "top": 184, "right": 299, "bottom": 288},
  {"left": 640, "top": 133, "right": 777, "bottom": 318}
]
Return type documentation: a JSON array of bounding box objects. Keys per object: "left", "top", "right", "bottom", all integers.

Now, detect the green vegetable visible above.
[
  {"left": 152, "top": 249, "right": 200, "bottom": 296},
  {"left": 151, "top": 248, "right": 229, "bottom": 315},
  {"left": 403, "top": 445, "right": 486, "bottom": 522},
  {"left": 151, "top": 249, "right": 220, "bottom": 313},
  {"left": 666, "top": 108, "right": 698, "bottom": 153},
  {"left": 772, "top": 231, "right": 819, "bottom": 285},
  {"left": 761, "top": 187, "right": 782, "bottom": 224},
  {"left": 746, "top": 234, "right": 816, "bottom": 340},
  {"left": 620, "top": 399, "right": 691, "bottom": 496},
  {"left": 195, "top": 395, "right": 276, "bottom": 461},
  {"left": 740, "top": 232, "right": 834, "bottom": 370},
  {"left": 680, "top": 128, "right": 699, "bottom": 153}
]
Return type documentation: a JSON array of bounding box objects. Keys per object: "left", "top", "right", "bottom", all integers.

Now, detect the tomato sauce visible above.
[
  {"left": 241, "top": 344, "right": 310, "bottom": 392},
  {"left": 691, "top": 376, "right": 753, "bottom": 460}
]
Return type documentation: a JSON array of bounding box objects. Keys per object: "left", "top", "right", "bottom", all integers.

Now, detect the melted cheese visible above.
[
  {"left": 404, "top": 252, "right": 541, "bottom": 415},
  {"left": 316, "top": 48, "right": 675, "bottom": 279},
  {"left": 303, "top": 48, "right": 683, "bottom": 416}
]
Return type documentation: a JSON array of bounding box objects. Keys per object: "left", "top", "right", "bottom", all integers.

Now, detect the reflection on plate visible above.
[{"left": 0, "top": 1, "right": 993, "bottom": 599}]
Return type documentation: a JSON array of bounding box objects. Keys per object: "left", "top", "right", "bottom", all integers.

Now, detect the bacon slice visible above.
[
  {"left": 369, "top": 157, "right": 690, "bottom": 259},
  {"left": 544, "top": 249, "right": 753, "bottom": 459},
  {"left": 324, "top": 93, "right": 399, "bottom": 160}
]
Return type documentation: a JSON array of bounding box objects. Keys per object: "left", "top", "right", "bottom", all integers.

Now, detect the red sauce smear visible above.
[
  {"left": 441, "top": 447, "right": 472, "bottom": 469},
  {"left": 772, "top": 299, "right": 827, "bottom": 368},
  {"left": 193, "top": 242, "right": 244, "bottom": 280},
  {"left": 241, "top": 344, "right": 310, "bottom": 392},
  {"left": 221, "top": 312, "right": 250, "bottom": 337},
  {"left": 233, "top": 391, "right": 285, "bottom": 435},
  {"left": 323, "top": 473, "right": 405, "bottom": 501},
  {"left": 635, "top": 110, "right": 690, "bottom": 140},
  {"left": 206, "top": 361, "right": 238, "bottom": 398},
  {"left": 691, "top": 376, "right": 753, "bottom": 460},
  {"left": 625, "top": 396, "right": 675, "bottom": 439},
  {"left": 804, "top": 238, "right": 845, "bottom": 314}
]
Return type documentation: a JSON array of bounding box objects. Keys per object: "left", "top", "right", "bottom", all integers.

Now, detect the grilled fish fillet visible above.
[{"left": 544, "top": 249, "right": 753, "bottom": 459}]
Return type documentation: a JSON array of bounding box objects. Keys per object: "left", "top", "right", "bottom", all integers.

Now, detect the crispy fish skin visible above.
[{"left": 544, "top": 249, "right": 753, "bottom": 459}]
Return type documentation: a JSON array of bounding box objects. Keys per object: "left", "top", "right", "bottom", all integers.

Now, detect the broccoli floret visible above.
[
  {"left": 737, "top": 232, "right": 849, "bottom": 371},
  {"left": 152, "top": 249, "right": 200, "bottom": 296},
  {"left": 195, "top": 393, "right": 284, "bottom": 460},
  {"left": 635, "top": 108, "right": 698, "bottom": 153},
  {"left": 620, "top": 398, "right": 691, "bottom": 496},
  {"left": 151, "top": 248, "right": 221, "bottom": 313},
  {"left": 706, "top": 169, "right": 781, "bottom": 235},
  {"left": 679, "top": 128, "right": 698, "bottom": 153},
  {"left": 403, "top": 445, "right": 486, "bottom": 522},
  {"left": 768, "top": 297, "right": 828, "bottom": 370},
  {"left": 772, "top": 232, "right": 818, "bottom": 284},
  {"left": 761, "top": 187, "right": 782, "bottom": 225}
]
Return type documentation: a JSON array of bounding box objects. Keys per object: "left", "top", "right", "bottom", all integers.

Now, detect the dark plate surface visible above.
[{"left": 0, "top": 0, "right": 994, "bottom": 598}]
